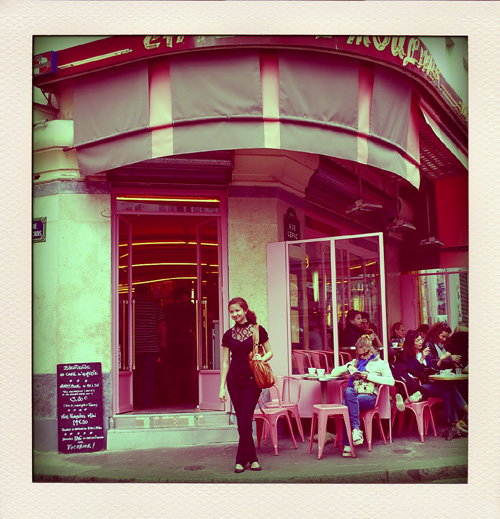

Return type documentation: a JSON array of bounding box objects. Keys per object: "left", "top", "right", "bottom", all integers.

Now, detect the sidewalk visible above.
[{"left": 33, "top": 430, "right": 468, "bottom": 484}]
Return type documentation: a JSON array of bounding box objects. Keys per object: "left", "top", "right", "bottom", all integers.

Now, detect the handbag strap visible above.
[{"left": 252, "top": 323, "right": 260, "bottom": 355}]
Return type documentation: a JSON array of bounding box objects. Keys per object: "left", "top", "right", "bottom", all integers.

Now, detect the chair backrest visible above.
[
  {"left": 394, "top": 380, "right": 410, "bottom": 399},
  {"left": 281, "top": 376, "right": 301, "bottom": 404},
  {"left": 259, "top": 384, "right": 281, "bottom": 411},
  {"left": 292, "top": 351, "right": 311, "bottom": 374},
  {"left": 310, "top": 350, "right": 328, "bottom": 370},
  {"left": 339, "top": 351, "right": 352, "bottom": 364}
]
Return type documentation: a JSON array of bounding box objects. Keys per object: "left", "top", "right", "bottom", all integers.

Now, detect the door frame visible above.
[{"left": 111, "top": 187, "right": 229, "bottom": 415}]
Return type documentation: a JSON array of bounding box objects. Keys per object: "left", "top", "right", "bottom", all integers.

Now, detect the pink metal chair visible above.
[
  {"left": 359, "top": 384, "right": 389, "bottom": 452},
  {"left": 264, "top": 376, "right": 305, "bottom": 443},
  {"left": 253, "top": 387, "right": 298, "bottom": 456},
  {"left": 292, "top": 350, "right": 311, "bottom": 374},
  {"left": 424, "top": 397, "right": 444, "bottom": 434},
  {"left": 339, "top": 351, "right": 352, "bottom": 364},
  {"left": 309, "top": 350, "right": 329, "bottom": 370},
  {"left": 309, "top": 404, "right": 356, "bottom": 459},
  {"left": 332, "top": 381, "right": 390, "bottom": 451},
  {"left": 392, "top": 380, "right": 437, "bottom": 442}
]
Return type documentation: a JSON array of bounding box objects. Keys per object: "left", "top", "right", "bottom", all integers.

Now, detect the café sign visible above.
[{"left": 33, "top": 217, "right": 46, "bottom": 243}]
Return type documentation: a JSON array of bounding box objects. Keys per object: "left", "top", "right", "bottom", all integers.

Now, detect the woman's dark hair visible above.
[
  {"left": 401, "top": 329, "right": 420, "bottom": 360},
  {"left": 417, "top": 323, "right": 430, "bottom": 335},
  {"left": 426, "top": 321, "right": 452, "bottom": 343},
  {"left": 391, "top": 321, "right": 404, "bottom": 336},
  {"left": 228, "top": 297, "right": 257, "bottom": 324}
]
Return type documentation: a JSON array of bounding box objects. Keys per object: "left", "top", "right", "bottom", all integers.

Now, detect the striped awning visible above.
[{"left": 74, "top": 48, "right": 421, "bottom": 187}]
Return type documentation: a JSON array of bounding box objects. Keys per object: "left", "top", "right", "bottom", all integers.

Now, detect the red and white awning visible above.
[{"left": 74, "top": 48, "right": 421, "bottom": 187}]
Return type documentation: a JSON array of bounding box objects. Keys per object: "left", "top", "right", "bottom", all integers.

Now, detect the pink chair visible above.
[
  {"left": 264, "top": 376, "right": 305, "bottom": 443},
  {"left": 292, "top": 350, "right": 311, "bottom": 374},
  {"left": 333, "top": 382, "right": 389, "bottom": 451},
  {"left": 309, "top": 350, "right": 329, "bottom": 370},
  {"left": 309, "top": 404, "right": 356, "bottom": 459},
  {"left": 253, "top": 388, "right": 298, "bottom": 456},
  {"left": 339, "top": 351, "right": 352, "bottom": 364},
  {"left": 425, "top": 397, "right": 444, "bottom": 434},
  {"left": 392, "top": 380, "right": 437, "bottom": 442},
  {"left": 359, "top": 385, "right": 389, "bottom": 452}
]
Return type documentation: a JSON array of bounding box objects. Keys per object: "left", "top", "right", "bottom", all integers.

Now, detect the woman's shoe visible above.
[
  {"left": 250, "top": 462, "right": 262, "bottom": 471},
  {"left": 234, "top": 464, "right": 245, "bottom": 473},
  {"left": 395, "top": 393, "right": 406, "bottom": 412}
]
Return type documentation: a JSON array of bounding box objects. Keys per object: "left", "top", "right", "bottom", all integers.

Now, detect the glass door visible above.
[
  {"left": 285, "top": 233, "right": 387, "bottom": 372},
  {"left": 332, "top": 234, "right": 387, "bottom": 361},
  {"left": 117, "top": 217, "right": 134, "bottom": 413},
  {"left": 196, "top": 219, "right": 223, "bottom": 410}
]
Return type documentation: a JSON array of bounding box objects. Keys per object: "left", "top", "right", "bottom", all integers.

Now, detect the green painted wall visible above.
[{"left": 33, "top": 192, "right": 112, "bottom": 374}]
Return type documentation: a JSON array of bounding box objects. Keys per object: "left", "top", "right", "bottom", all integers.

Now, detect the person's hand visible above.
[
  {"left": 441, "top": 351, "right": 452, "bottom": 361},
  {"left": 451, "top": 354, "right": 462, "bottom": 363},
  {"left": 219, "top": 389, "right": 227, "bottom": 403},
  {"left": 423, "top": 346, "right": 430, "bottom": 357},
  {"left": 252, "top": 352, "right": 263, "bottom": 360},
  {"left": 358, "top": 372, "right": 368, "bottom": 380}
]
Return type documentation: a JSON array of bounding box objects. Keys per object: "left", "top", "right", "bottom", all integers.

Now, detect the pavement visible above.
[{"left": 33, "top": 425, "right": 468, "bottom": 484}]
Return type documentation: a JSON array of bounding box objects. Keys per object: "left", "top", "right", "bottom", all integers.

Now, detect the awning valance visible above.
[{"left": 74, "top": 48, "right": 420, "bottom": 187}]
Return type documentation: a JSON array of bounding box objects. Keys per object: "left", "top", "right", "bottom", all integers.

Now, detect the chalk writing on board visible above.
[{"left": 57, "top": 362, "right": 105, "bottom": 453}]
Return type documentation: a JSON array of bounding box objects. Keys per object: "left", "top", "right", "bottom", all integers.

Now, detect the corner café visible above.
[{"left": 33, "top": 35, "right": 468, "bottom": 452}]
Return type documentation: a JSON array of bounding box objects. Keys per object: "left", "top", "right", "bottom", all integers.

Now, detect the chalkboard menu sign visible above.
[{"left": 57, "top": 362, "right": 105, "bottom": 453}]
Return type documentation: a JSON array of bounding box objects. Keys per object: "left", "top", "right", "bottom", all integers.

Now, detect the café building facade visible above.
[{"left": 33, "top": 35, "right": 468, "bottom": 451}]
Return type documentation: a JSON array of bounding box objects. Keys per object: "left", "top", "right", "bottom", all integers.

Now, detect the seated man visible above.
[
  {"left": 330, "top": 335, "right": 395, "bottom": 457},
  {"left": 339, "top": 309, "right": 364, "bottom": 349}
]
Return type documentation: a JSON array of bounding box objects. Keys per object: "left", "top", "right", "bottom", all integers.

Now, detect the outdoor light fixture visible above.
[
  {"left": 420, "top": 236, "right": 444, "bottom": 247},
  {"left": 386, "top": 216, "right": 416, "bottom": 233},
  {"left": 420, "top": 183, "right": 444, "bottom": 248},
  {"left": 346, "top": 198, "right": 384, "bottom": 214},
  {"left": 346, "top": 166, "right": 384, "bottom": 215}
]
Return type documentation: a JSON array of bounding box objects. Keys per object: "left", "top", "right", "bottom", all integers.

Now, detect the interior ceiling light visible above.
[{"left": 117, "top": 196, "right": 219, "bottom": 203}]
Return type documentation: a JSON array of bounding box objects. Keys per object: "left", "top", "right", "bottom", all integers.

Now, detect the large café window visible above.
[{"left": 287, "top": 233, "right": 387, "bottom": 373}]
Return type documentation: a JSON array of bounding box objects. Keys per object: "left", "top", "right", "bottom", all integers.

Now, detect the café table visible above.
[
  {"left": 428, "top": 373, "right": 468, "bottom": 382},
  {"left": 302, "top": 374, "right": 346, "bottom": 404}
]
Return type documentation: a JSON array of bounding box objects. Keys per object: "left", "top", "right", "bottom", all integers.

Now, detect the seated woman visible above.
[
  {"left": 330, "top": 335, "right": 394, "bottom": 457},
  {"left": 388, "top": 347, "right": 429, "bottom": 411},
  {"left": 424, "top": 322, "right": 462, "bottom": 370},
  {"left": 390, "top": 321, "right": 406, "bottom": 347},
  {"left": 401, "top": 329, "right": 468, "bottom": 428}
]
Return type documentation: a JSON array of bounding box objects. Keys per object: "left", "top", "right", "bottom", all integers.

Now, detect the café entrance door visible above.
[{"left": 113, "top": 194, "right": 224, "bottom": 414}]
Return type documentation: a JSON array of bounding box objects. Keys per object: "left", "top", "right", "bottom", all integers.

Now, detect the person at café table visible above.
[
  {"left": 339, "top": 309, "right": 364, "bottom": 349},
  {"left": 330, "top": 334, "right": 395, "bottom": 457},
  {"left": 390, "top": 321, "right": 406, "bottom": 347},
  {"left": 423, "top": 322, "right": 462, "bottom": 370},
  {"left": 360, "top": 312, "right": 383, "bottom": 351},
  {"left": 401, "top": 329, "right": 468, "bottom": 431}
]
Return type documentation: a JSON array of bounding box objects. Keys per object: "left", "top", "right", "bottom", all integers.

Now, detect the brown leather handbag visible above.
[{"left": 248, "top": 323, "right": 275, "bottom": 389}]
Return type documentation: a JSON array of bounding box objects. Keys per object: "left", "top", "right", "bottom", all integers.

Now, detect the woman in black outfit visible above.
[{"left": 219, "top": 297, "right": 273, "bottom": 473}]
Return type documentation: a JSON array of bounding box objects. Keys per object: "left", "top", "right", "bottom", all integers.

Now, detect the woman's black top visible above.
[{"left": 222, "top": 322, "right": 269, "bottom": 380}]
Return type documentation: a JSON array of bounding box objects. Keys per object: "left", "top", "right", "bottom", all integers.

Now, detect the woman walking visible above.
[{"left": 219, "top": 297, "right": 273, "bottom": 473}]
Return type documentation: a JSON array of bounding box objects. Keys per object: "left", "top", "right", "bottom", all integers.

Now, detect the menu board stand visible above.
[{"left": 57, "top": 362, "right": 106, "bottom": 453}]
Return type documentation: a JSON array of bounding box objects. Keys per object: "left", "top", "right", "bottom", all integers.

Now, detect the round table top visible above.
[
  {"left": 302, "top": 374, "right": 345, "bottom": 381},
  {"left": 428, "top": 373, "right": 468, "bottom": 381}
]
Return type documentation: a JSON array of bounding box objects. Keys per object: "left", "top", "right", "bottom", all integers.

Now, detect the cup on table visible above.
[
  {"left": 317, "top": 368, "right": 325, "bottom": 377},
  {"left": 308, "top": 367, "right": 317, "bottom": 375},
  {"left": 456, "top": 367, "right": 463, "bottom": 375}
]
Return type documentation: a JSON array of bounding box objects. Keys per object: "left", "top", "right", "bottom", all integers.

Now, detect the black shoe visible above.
[
  {"left": 234, "top": 464, "right": 245, "bottom": 473},
  {"left": 250, "top": 462, "right": 262, "bottom": 471}
]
